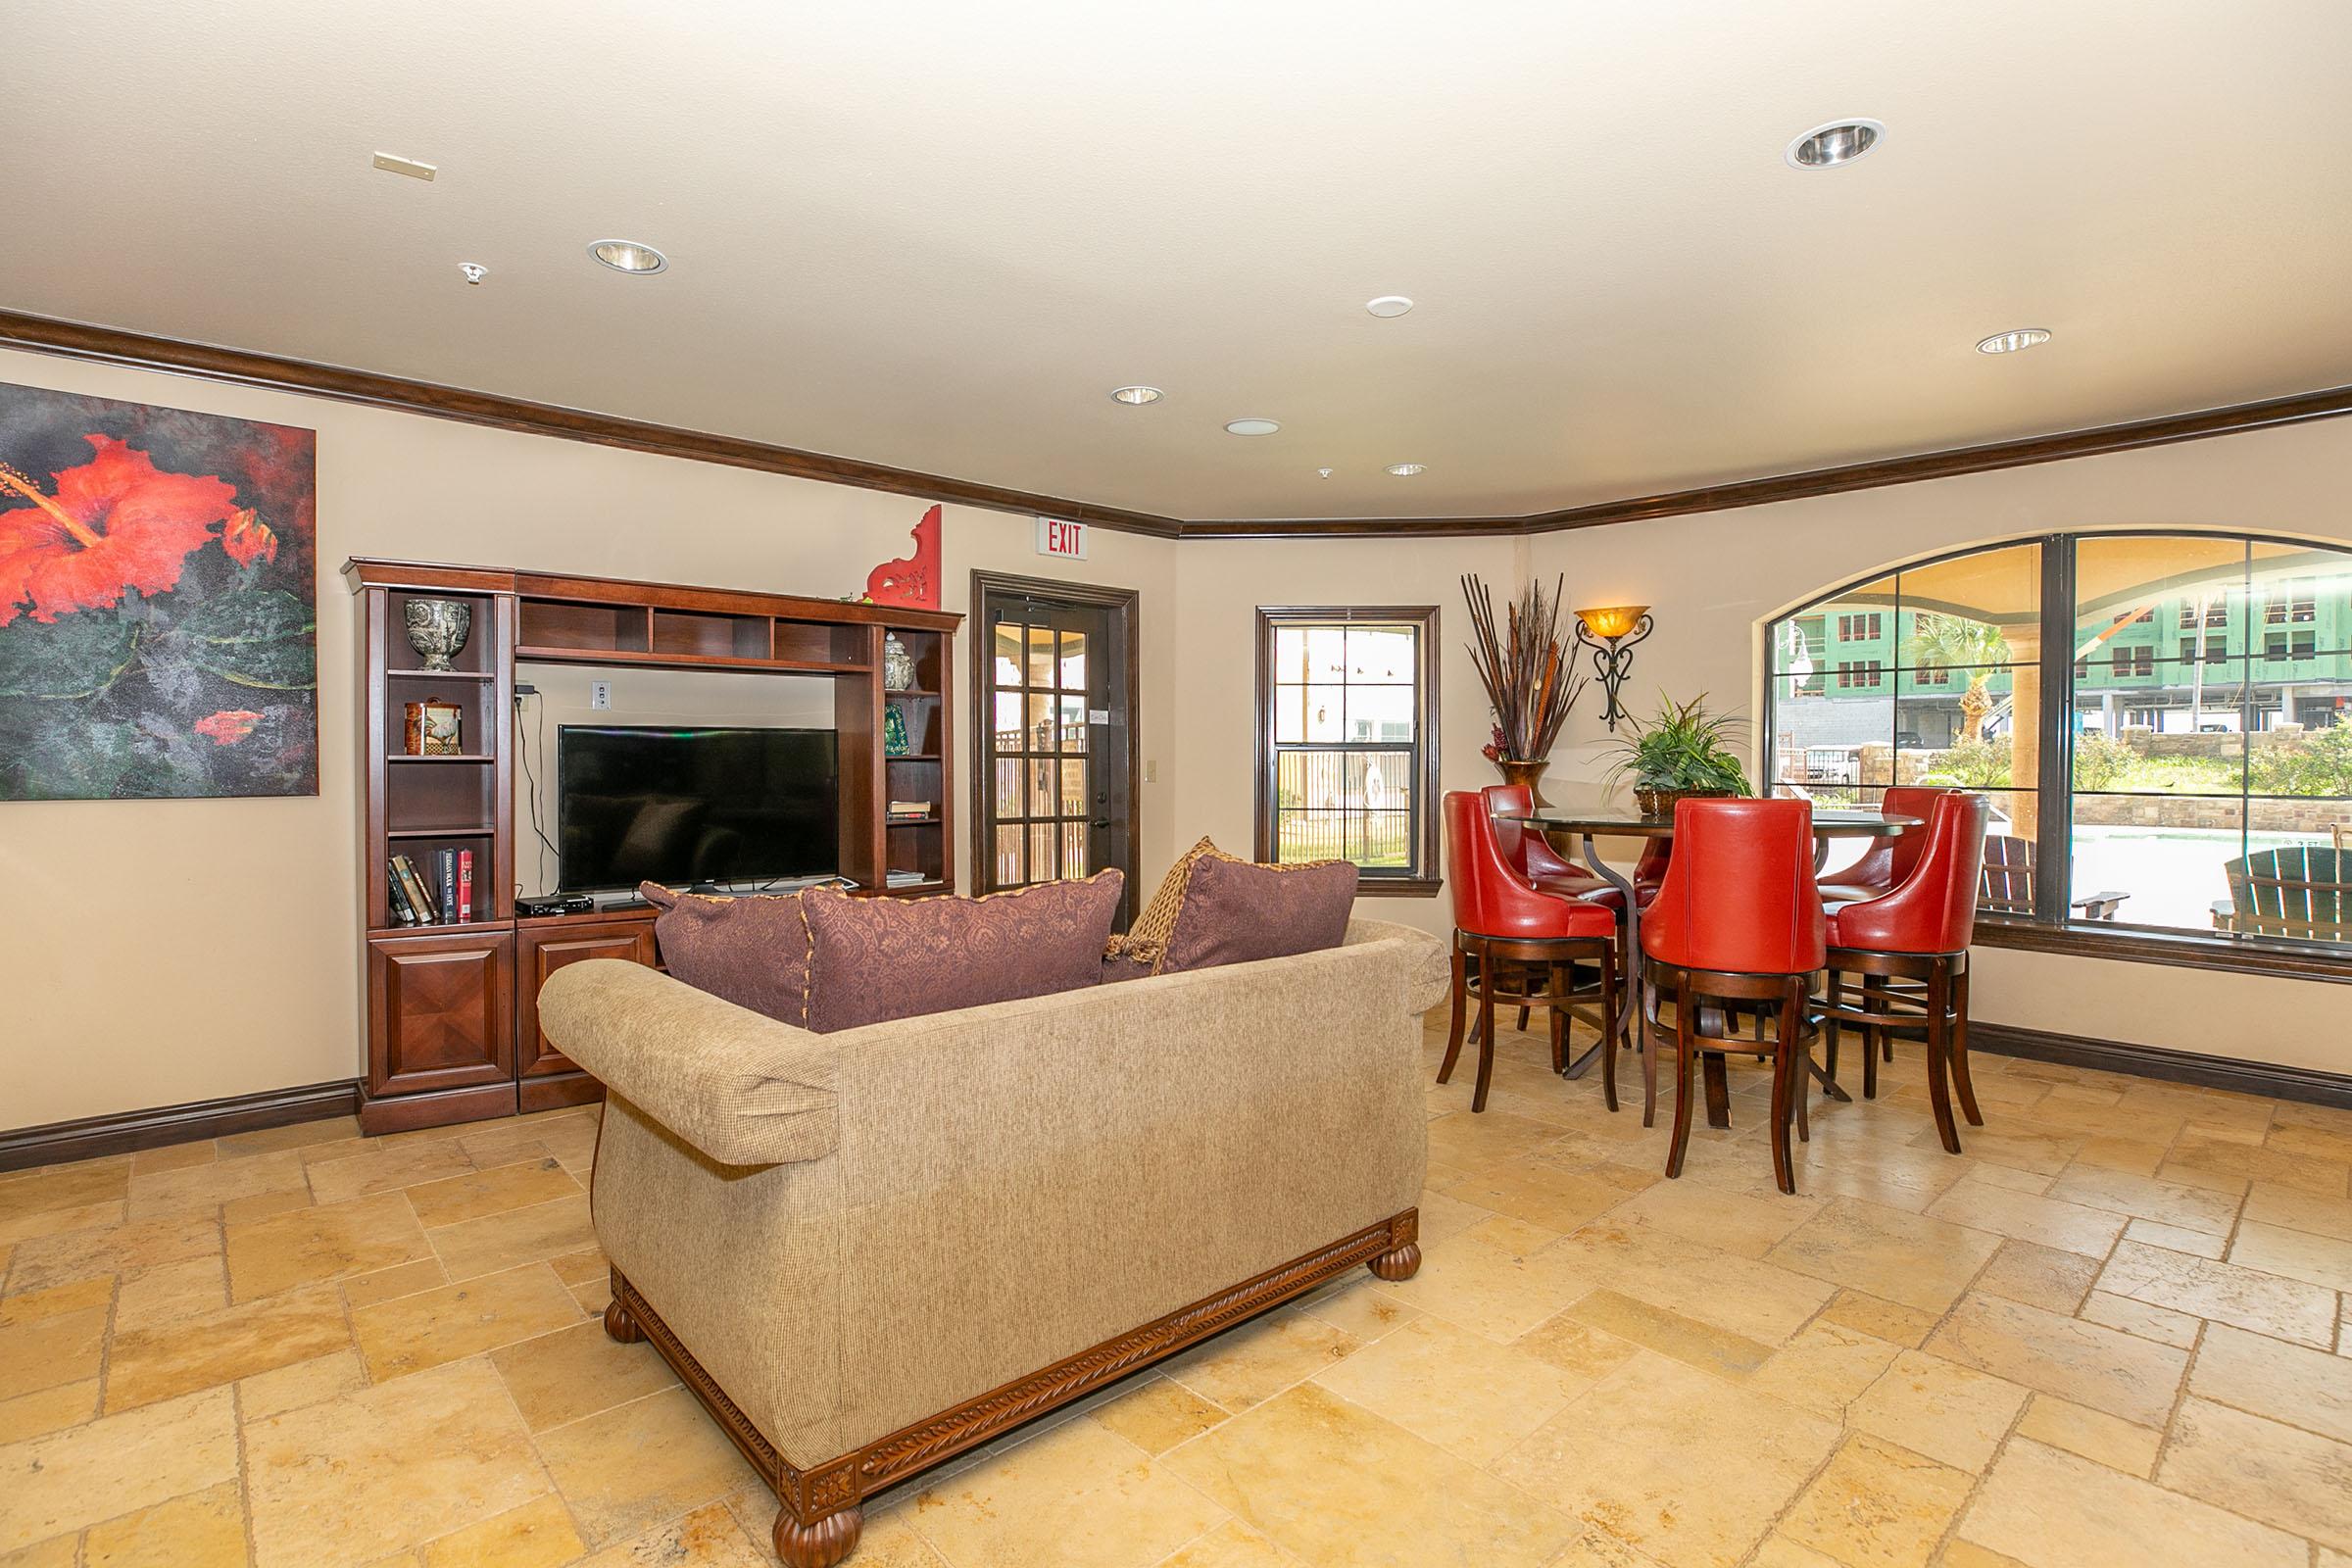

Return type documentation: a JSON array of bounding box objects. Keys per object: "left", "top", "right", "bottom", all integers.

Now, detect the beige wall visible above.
[
  {"left": 0, "top": 347, "right": 1177, "bottom": 1128},
  {"left": 1528, "top": 416, "right": 2352, "bottom": 1073},
  {"left": 1169, "top": 533, "right": 1529, "bottom": 938}
]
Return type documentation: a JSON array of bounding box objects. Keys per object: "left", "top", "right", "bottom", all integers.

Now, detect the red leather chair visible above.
[
  {"left": 1820, "top": 792, "right": 1991, "bottom": 1154},
  {"left": 1819, "top": 785, "right": 1955, "bottom": 902},
  {"left": 1640, "top": 799, "right": 1827, "bottom": 1194},
  {"left": 1484, "top": 784, "right": 1620, "bottom": 903},
  {"left": 1484, "top": 784, "right": 1625, "bottom": 1032},
  {"left": 1439, "top": 791, "right": 1622, "bottom": 1114}
]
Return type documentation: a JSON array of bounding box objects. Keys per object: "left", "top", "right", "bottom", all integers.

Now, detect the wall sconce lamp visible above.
[{"left": 1573, "top": 605, "right": 1654, "bottom": 731}]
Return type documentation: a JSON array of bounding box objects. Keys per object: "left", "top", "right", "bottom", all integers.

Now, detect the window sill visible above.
[
  {"left": 1972, "top": 916, "right": 2352, "bottom": 985},
  {"left": 1355, "top": 877, "right": 1442, "bottom": 900}
]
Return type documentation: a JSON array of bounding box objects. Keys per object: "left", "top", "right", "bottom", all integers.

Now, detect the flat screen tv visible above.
[{"left": 557, "top": 724, "right": 839, "bottom": 893}]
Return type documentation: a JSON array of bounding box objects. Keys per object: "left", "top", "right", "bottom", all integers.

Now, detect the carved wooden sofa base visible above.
[{"left": 601, "top": 1207, "right": 1421, "bottom": 1567}]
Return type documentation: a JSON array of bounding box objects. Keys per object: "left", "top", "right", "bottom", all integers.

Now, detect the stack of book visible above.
[
  {"left": 386, "top": 848, "right": 476, "bottom": 926},
  {"left": 886, "top": 799, "right": 934, "bottom": 823}
]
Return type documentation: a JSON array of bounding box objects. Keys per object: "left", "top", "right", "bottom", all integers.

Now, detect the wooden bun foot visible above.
[
  {"left": 1367, "top": 1242, "right": 1422, "bottom": 1282},
  {"left": 774, "top": 1504, "right": 862, "bottom": 1568},
  {"left": 602, "top": 1298, "right": 645, "bottom": 1345}
]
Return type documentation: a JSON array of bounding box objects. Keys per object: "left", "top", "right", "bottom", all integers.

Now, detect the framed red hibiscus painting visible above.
[{"left": 0, "top": 382, "right": 318, "bottom": 800}]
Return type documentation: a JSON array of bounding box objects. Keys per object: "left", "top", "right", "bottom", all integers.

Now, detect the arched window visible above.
[{"left": 1764, "top": 533, "right": 2352, "bottom": 953}]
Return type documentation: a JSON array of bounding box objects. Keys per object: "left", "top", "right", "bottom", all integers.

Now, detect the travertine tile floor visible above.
[{"left": 6, "top": 1010, "right": 2352, "bottom": 1567}]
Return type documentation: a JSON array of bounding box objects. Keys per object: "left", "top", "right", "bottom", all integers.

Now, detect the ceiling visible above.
[{"left": 10, "top": 1, "right": 2352, "bottom": 524}]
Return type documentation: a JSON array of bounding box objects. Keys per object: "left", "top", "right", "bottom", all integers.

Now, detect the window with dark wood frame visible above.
[
  {"left": 1763, "top": 530, "right": 2352, "bottom": 983},
  {"left": 1253, "top": 606, "right": 1441, "bottom": 896}
]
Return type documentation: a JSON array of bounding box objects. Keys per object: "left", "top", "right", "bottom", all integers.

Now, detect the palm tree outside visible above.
[{"left": 1909, "top": 612, "right": 2011, "bottom": 739}]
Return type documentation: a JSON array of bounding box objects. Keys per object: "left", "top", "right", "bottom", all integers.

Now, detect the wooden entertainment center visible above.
[{"left": 346, "top": 559, "right": 960, "bottom": 1134}]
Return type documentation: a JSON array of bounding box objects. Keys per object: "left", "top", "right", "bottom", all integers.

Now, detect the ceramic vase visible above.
[
  {"left": 882, "top": 633, "right": 917, "bottom": 692},
  {"left": 404, "top": 600, "right": 472, "bottom": 671},
  {"left": 1496, "top": 757, "right": 1550, "bottom": 808}
]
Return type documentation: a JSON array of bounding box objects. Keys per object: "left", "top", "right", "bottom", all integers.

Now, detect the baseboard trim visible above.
[
  {"left": 0, "top": 1080, "right": 362, "bottom": 1173},
  {"left": 1971, "top": 1023, "right": 2352, "bottom": 1111}
]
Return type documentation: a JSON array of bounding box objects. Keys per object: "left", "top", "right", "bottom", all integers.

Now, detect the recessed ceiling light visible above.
[
  {"left": 1109, "top": 385, "right": 1163, "bottom": 405},
  {"left": 1225, "top": 418, "right": 1281, "bottom": 437},
  {"left": 1386, "top": 463, "right": 1427, "bottom": 477},
  {"left": 1316, "top": 466, "right": 1334, "bottom": 478},
  {"left": 1785, "top": 120, "right": 1886, "bottom": 171},
  {"left": 1366, "top": 296, "right": 1414, "bottom": 318},
  {"left": 1977, "top": 327, "right": 2053, "bottom": 355},
  {"left": 589, "top": 239, "right": 667, "bottom": 274},
  {"left": 459, "top": 263, "right": 488, "bottom": 286}
]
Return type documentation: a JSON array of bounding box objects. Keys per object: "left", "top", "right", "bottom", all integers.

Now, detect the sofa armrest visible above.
[
  {"left": 1343, "top": 918, "right": 1451, "bottom": 1015},
  {"left": 536, "top": 959, "right": 838, "bottom": 1167}
]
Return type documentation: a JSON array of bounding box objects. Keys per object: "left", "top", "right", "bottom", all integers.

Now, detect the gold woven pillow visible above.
[
  {"left": 1114, "top": 837, "right": 1352, "bottom": 974},
  {"left": 1112, "top": 836, "right": 1230, "bottom": 968}
]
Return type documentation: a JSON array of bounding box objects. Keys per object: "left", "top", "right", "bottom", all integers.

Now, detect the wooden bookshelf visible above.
[{"left": 346, "top": 559, "right": 961, "bottom": 1133}]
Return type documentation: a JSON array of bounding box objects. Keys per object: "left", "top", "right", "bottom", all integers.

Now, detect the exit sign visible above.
[{"left": 1037, "top": 517, "right": 1088, "bottom": 561}]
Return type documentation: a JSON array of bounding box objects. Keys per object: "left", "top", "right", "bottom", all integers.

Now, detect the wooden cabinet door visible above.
[
  {"left": 367, "top": 932, "right": 514, "bottom": 1096},
  {"left": 516, "top": 920, "right": 656, "bottom": 1078}
]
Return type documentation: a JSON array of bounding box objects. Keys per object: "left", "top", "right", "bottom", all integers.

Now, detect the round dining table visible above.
[{"left": 1503, "top": 806, "right": 1924, "bottom": 1116}]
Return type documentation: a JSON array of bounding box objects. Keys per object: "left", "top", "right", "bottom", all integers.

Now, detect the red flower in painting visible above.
[
  {"left": 221, "top": 508, "right": 277, "bottom": 567},
  {"left": 194, "top": 710, "right": 261, "bottom": 745},
  {"left": 0, "top": 436, "right": 238, "bottom": 625}
]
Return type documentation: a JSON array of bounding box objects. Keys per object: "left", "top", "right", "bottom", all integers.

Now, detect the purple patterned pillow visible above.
[
  {"left": 1157, "top": 856, "right": 1357, "bottom": 974},
  {"left": 639, "top": 882, "right": 810, "bottom": 1024},
  {"left": 799, "top": 872, "right": 1125, "bottom": 1033}
]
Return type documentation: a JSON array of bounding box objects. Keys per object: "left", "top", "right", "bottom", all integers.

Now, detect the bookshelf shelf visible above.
[
  {"left": 368, "top": 916, "right": 510, "bottom": 939},
  {"left": 347, "top": 558, "right": 960, "bottom": 1137}
]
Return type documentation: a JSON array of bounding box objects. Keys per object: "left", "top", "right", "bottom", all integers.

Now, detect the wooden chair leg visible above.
[
  {"left": 1822, "top": 968, "right": 1841, "bottom": 1088},
  {"left": 1642, "top": 971, "right": 1661, "bottom": 1128},
  {"left": 1950, "top": 966, "right": 1984, "bottom": 1126},
  {"left": 1925, "top": 964, "right": 1962, "bottom": 1155},
  {"left": 1861, "top": 981, "right": 1884, "bottom": 1102},
  {"left": 1437, "top": 943, "right": 1468, "bottom": 1085},
  {"left": 1666, "top": 974, "right": 1696, "bottom": 1178},
  {"left": 1547, "top": 959, "right": 1569, "bottom": 1073},
  {"left": 1472, "top": 941, "right": 1497, "bottom": 1113},
  {"left": 1768, "top": 988, "right": 1800, "bottom": 1195},
  {"left": 1820, "top": 1008, "right": 1841, "bottom": 1094},
  {"left": 1597, "top": 950, "right": 1619, "bottom": 1114},
  {"left": 1794, "top": 982, "right": 1812, "bottom": 1146}
]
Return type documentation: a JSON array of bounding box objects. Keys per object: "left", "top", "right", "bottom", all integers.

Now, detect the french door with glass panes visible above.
[{"left": 974, "top": 578, "right": 1136, "bottom": 921}]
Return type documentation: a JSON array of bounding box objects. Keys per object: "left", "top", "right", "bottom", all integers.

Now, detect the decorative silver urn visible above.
[
  {"left": 404, "top": 599, "right": 473, "bottom": 671},
  {"left": 882, "top": 632, "right": 917, "bottom": 692}
]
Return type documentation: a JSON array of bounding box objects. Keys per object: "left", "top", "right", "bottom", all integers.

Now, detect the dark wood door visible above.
[
  {"left": 516, "top": 917, "right": 657, "bottom": 1078},
  {"left": 972, "top": 575, "right": 1139, "bottom": 921},
  {"left": 367, "top": 932, "right": 514, "bottom": 1096}
]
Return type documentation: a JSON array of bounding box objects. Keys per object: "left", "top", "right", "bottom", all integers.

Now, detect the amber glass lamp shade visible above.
[{"left": 1575, "top": 605, "right": 1649, "bottom": 642}]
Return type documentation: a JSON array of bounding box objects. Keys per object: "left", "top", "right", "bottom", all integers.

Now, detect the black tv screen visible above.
[{"left": 557, "top": 724, "right": 839, "bottom": 893}]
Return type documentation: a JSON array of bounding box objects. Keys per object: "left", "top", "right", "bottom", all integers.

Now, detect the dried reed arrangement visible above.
[{"left": 1461, "top": 572, "right": 1587, "bottom": 761}]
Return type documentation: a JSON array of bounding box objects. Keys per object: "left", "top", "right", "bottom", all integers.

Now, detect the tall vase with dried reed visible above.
[{"left": 1462, "top": 573, "right": 1588, "bottom": 807}]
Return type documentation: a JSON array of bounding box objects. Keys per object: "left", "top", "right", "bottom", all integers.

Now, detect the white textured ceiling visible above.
[{"left": 9, "top": 1, "right": 2352, "bottom": 522}]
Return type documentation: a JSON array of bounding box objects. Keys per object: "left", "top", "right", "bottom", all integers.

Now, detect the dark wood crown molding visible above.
[
  {"left": 1191, "top": 379, "right": 2352, "bottom": 538},
  {"left": 5, "top": 309, "right": 2350, "bottom": 541},
  {"left": 0, "top": 310, "right": 1185, "bottom": 539}
]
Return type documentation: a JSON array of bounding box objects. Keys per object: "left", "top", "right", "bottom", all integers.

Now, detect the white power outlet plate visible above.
[{"left": 590, "top": 680, "right": 612, "bottom": 710}]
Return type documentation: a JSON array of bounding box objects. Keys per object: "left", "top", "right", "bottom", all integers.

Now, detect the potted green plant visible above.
[{"left": 1609, "top": 693, "right": 1752, "bottom": 816}]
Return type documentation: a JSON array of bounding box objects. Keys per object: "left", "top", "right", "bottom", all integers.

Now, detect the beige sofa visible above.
[{"left": 538, "top": 916, "right": 1446, "bottom": 1567}]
